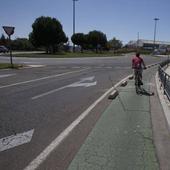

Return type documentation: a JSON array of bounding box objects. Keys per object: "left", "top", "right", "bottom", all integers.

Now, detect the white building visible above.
[{"left": 127, "top": 39, "right": 170, "bottom": 50}]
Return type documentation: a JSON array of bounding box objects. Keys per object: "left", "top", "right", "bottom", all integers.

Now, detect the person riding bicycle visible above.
[{"left": 132, "top": 52, "right": 146, "bottom": 85}]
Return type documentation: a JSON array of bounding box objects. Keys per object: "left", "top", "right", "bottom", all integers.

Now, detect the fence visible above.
[{"left": 158, "top": 59, "right": 170, "bottom": 101}]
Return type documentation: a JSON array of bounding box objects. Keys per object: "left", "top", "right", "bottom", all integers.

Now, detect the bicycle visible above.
[{"left": 134, "top": 67, "right": 146, "bottom": 94}]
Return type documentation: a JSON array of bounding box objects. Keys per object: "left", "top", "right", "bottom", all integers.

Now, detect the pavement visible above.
[{"left": 67, "top": 65, "right": 170, "bottom": 170}]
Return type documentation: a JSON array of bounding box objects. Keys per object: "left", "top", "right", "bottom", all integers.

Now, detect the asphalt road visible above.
[{"left": 0, "top": 54, "right": 163, "bottom": 170}]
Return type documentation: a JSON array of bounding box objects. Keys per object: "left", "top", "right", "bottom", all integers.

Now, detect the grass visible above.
[
  {"left": 0, "top": 63, "right": 23, "bottom": 69},
  {"left": 9, "top": 51, "right": 124, "bottom": 58}
]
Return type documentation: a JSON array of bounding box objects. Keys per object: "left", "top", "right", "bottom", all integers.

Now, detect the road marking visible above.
[
  {"left": 0, "top": 68, "right": 89, "bottom": 89},
  {"left": 31, "top": 76, "right": 97, "bottom": 100},
  {"left": 80, "top": 76, "right": 95, "bottom": 81},
  {"left": 32, "top": 86, "right": 68, "bottom": 100},
  {"left": 68, "top": 81, "right": 97, "bottom": 88},
  {"left": 27, "top": 65, "right": 45, "bottom": 68},
  {"left": 0, "top": 129, "right": 34, "bottom": 152},
  {"left": 24, "top": 75, "right": 130, "bottom": 170},
  {"left": 0, "top": 73, "right": 16, "bottom": 78}
]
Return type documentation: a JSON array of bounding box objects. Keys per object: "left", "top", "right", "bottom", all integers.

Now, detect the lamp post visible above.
[
  {"left": 153, "top": 18, "right": 159, "bottom": 51},
  {"left": 73, "top": 0, "right": 78, "bottom": 52},
  {"left": 137, "top": 32, "right": 139, "bottom": 49}
]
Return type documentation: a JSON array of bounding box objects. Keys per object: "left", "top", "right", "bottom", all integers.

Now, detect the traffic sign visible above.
[{"left": 3, "top": 26, "right": 15, "bottom": 36}]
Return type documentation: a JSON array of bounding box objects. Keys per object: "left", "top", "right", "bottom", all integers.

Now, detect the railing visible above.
[{"left": 158, "top": 59, "right": 170, "bottom": 101}]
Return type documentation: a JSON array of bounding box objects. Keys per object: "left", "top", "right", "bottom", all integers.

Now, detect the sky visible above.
[{"left": 1, "top": 0, "right": 170, "bottom": 44}]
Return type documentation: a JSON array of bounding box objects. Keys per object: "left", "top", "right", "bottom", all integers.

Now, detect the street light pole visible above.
[
  {"left": 137, "top": 32, "right": 139, "bottom": 49},
  {"left": 73, "top": 0, "right": 78, "bottom": 52},
  {"left": 153, "top": 18, "right": 159, "bottom": 50}
]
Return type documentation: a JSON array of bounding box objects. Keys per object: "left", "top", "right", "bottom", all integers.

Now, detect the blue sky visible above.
[{"left": 1, "top": 0, "right": 170, "bottom": 44}]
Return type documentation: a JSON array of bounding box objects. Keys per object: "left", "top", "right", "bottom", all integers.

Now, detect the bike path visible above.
[{"left": 67, "top": 79, "right": 159, "bottom": 170}]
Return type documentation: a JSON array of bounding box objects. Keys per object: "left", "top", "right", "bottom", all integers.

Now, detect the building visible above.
[{"left": 127, "top": 39, "right": 170, "bottom": 50}]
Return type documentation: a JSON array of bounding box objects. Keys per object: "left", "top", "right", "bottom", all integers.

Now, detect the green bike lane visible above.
[{"left": 67, "top": 68, "right": 159, "bottom": 170}]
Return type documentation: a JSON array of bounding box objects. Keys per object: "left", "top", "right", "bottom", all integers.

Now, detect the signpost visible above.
[{"left": 2, "top": 26, "right": 15, "bottom": 67}]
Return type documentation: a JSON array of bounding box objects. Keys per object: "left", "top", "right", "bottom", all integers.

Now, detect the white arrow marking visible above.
[
  {"left": 0, "top": 73, "right": 16, "bottom": 78},
  {"left": 32, "top": 76, "right": 97, "bottom": 100},
  {"left": 0, "top": 129, "right": 34, "bottom": 152}
]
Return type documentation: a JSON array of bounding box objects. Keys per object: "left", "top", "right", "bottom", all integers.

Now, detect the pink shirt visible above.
[{"left": 132, "top": 56, "right": 143, "bottom": 69}]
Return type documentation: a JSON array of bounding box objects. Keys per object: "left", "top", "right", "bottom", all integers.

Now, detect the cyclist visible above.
[{"left": 132, "top": 52, "right": 146, "bottom": 85}]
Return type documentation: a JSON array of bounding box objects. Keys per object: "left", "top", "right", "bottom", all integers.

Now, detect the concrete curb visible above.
[{"left": 155, "top": 72, "right": 170, "bottom": 131}]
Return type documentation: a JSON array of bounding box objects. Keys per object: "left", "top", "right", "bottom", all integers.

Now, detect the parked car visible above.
[{"left": 0, "top": 46, "right": 9, "bottom": 53}]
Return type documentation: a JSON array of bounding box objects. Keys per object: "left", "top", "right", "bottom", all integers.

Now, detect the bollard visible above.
[
  {"left": 128, "top": 75, "right": 133, "bottom": 80},
  {"left": 108, "top": 90, "right": 119, "bottom": 100},
  {"left": 120, "top": 80, "right": 128, "bottom": 87}
]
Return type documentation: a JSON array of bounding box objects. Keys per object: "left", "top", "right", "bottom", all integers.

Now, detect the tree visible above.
[
  {"left": 0, "top": 34, "right": 7, "bottom": 46},
  {"left": 29, "top": 16, "right": 68, "bottom": 53},
  {"left": 87, "top": 30, "right": 107, "bottom": 53},
  {"left": 71, "top": 33, "right": 86, "bottom": 52},
  {"left": 11, "top": 38, "right": 34, "bottom": 51},
  {"left": 108, "top": 37, "right": 123, "bottom": 51}
]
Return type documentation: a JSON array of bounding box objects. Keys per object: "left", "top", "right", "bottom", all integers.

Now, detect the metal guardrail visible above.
[{"left": 158, "top": 59, "right": 170, "bottom": 101}]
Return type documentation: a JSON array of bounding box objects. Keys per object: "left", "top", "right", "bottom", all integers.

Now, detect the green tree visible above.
[
  {"left": 29, "top": 16, "right": 68, "bottom": 53},
  {"left": 0, "top": 34, "right": 7, "bottom": 45},
  {"left": 71, "top": 33, "right": 86, "bottom": 52},
  {"left": 108, "top": 37, "right": 123, "bottom": 50},
  {"left": 11, "top": 38, "right": 34, "bottom": 51},
  {"left": 87, "top": 30, "right": 107, "bottom": 53}
]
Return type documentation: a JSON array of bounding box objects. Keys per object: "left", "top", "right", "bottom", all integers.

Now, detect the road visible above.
[{"left": 0, "top": 54, "right": 163, "bottom": 170}]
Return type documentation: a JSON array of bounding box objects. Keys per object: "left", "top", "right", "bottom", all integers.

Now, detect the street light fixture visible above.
[
  {"left": 153, "top": 18, "right": 159, "bottom": 51},
  {"left": 73, "top": 0, "right": 78, "bottom": 52}
]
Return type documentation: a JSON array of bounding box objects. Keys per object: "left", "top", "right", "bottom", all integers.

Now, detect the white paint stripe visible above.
[
  {"left": 28, "top": 65, "right": 45, "bottom": 68},
  {"left": 32, "top": 86, "right": 68, "bottom": 100},
  {"left": 32, "top": 81, "right": 97, "bottom": 100},
  {"left": 0, "top": 68, "right": 89, "bottom": 89},
  {"left": 68, "top": 81, "right": 97, "bottom": 87},
  {"left": 24, "top": 75, "right": 130, "bottom": 170},
  {"left": 0, "top": 73, "right": 16, "bottom": 78},
  {"left": 0, "top": 129, "right": 34, "bottom": 152},
  {"left": 80, "top": 76, "right": 95, "bottom": 81}
]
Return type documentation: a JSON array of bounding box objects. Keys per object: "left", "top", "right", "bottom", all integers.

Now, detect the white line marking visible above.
[
  {"left": 28, "top": 65, "right": 45, "bottom": 68},
  {"left": 24, "top": 75, "right": 130, "bottom": 170},
  {"left": 80, "top": 76, "right": 95, "bottom": 81},
  {"left": 68, "top": 81, "right": 97, "bottom": 88},
  {"left": 0, "top": 129, "right": 34, "bottom": 152},
  {"left": 0, "top": 73, "right": 16, "bottom": 78},
  {"left": 32, "top": 85, "right": 68, "bottom": 100},
  {"left": 0, "top": 68, "right": 89, "bottom": 89},
  {"left": 32, "top": 76, "right": 97, "bottom": 100}
]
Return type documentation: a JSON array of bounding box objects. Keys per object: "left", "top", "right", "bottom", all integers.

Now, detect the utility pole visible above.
[{"left": 73, "top": 0, "right": 78, "bottom": 52}]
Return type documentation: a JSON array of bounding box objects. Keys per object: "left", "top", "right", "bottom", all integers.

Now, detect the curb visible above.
[{"left": 155, "top": 72, "right": 170, "bottom": 131}]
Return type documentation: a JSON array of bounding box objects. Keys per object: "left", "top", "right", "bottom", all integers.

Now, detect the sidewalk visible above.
[{"left": 68, "top": 77, "right": 159, "bottom": 169}]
